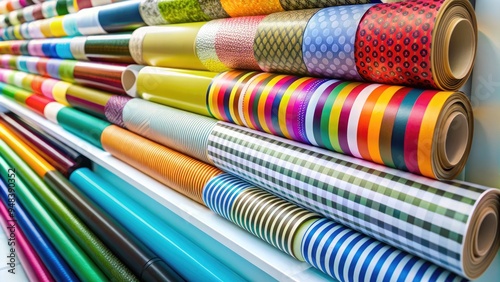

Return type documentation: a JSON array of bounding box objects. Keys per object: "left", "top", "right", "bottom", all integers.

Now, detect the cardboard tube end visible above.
[
  {"left": 446, "top": 18, "right": 475, "bottom": 80},
  {"left": 474, "top": 211, "right": 498, "bottom": 258},
  {"left": 122, "top": 65, "right": 143, "bottom": 97},
  {"left": 444, "top": 112, "right": 468, "bottom": 167}
]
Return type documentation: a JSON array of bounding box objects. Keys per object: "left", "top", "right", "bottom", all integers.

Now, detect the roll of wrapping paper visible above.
[
  {"left": 57, "top": 107, "right": 110, "bottom": 148},
  {"left": 195, "top": 16, "right": 264, "bottom": 72},
  {"left": 0, "top": 113, "right": 86, "bottom": 176},
  {"left": 0, "top": 155, "right": 107, "bottom": 281},
  {"left": 300, "top": 218, "right": 465, "bottom": 282},
  {"left": 0, "top": 55, "right": 127, "bottom": 94},
  {"left": 97, "top": 0, "right": 144, "bottom": 33},
  {"left": 0, "top": 131, "right": 138, "bottom": 281},
  {"left": 70, "top": 168, "right": 245, "bottom": 282},
  {"left": 302, "top": 4, "right": 372, "bottom": 81},
  {"left": 0, "top": 123, "right": 184, "bottom": 282},
  {"left": 0, "top": 194, "right": 54, "bottom": 282},
  {"left": 72, "top": 61, "right": 126, "bottom": 94},
  {"left": 128, "top": 65, "right": 217, "bottom": 116},
  {"left": 118, "top": 97, "right": 216, "bottom": 164},
  {"left": 130, "top": 24, "right": 206, "bottom": 70},
  {"left": 101, "top": 125, "right": 222, "bottom": 204},
  {"left": 65, "top": 84, "right": 112, "bottom": 118},
  {"left": 84, "top": 33, "right": 134, "bottom": 64},
  {"left": 206, "top": 122, "right": 500, "bottom": 279},
  {"left": 254, "top": 9, "right": 318, "bottom": 75},
  {"left": 203, "top": 173, "right": 319, "bottom": 258},
  {"left": 355, "top": 0, "right": 476, "bottom": 90},
  {"left": 0, "top": 178, "right": 78, "bottom": 281},
  {"left": 202, "top": 173, "right": 467, "bottom": 281},
  {"left": 193, "top": 19, "right": 227, "bottom": 72},
  {"left": 6, "top": 112, "right": 90, "bottom": 168}
]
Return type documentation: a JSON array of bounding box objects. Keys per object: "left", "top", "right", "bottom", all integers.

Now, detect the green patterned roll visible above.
[{"left": 157, "top": 0, "right": 211, "bottom": 23}]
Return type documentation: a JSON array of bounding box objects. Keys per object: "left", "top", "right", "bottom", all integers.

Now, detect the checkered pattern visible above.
[{"left": 207, "top": 122, "right": 491, "bottom": 275}]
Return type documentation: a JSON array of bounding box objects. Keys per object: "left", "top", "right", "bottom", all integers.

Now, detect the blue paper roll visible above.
[
  {"left": 303, "top": 4, "right": 373, "bottom": 80},
  {"left": 70, "top": 168, "right": 245, "bottom": 282}
]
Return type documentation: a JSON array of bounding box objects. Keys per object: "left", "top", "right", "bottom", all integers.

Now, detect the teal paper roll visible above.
[{"left": 70, "top": 168, "right": 245, "bottom": 282}]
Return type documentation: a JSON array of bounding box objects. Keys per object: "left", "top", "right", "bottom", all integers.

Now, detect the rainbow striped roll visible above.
[{"left": 207, "top": 70, "right": 472, "bottom": 180}]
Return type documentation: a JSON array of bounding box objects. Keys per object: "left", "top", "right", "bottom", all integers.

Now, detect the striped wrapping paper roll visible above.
[
  {"left": 124, "top": 66, "right": 473, "bottom": 180},
  {"left": 117, "top": 97, "right": 216, "bottom": 164},
  {"left": 207, "top": 70, "right": 473, "bottom": 180},
  {"left": 206, "top": 122, "right": 500, "bottom": 279},
  {"left": 0, "top": 55, "right": 127, "bottom": 94},
  {"left": 0, "top": 129, "right": 139, "bottom": 281},
  {"left": 101, "top": 125, "right": 223, "bottom": 204},
  {"left": 0, "top": 193, "right": 54, "bottom": 282},
  {"left": 0, "top": 154, "right": 108, "bottom": 281},
  {"left": 301, "top": 218, "right": 465, "bottom": 282},
  {"left": 203, "top": 173, "right": 319, "bottom": 258},
  {"left": 203, "top": 173, "right": 467, "bottom": 281},
  {"left": 0, "top": 178, "right": 78, "bottom": 281}
]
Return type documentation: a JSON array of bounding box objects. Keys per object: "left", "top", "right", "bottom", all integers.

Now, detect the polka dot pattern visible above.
[
  {"left": 303, "top": 4, "right": 373, "bottom": 80},
  {"left": 355, "top": 0, "right": 441, "bottom": 89}
]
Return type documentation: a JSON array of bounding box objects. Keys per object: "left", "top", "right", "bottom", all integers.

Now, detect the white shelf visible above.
[{"left": 0, "top": 96, "right": 330, "bottom": 281}]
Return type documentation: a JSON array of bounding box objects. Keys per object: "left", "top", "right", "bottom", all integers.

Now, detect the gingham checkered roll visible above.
[{"left": 206, "top": 122, "right": 500, "bottom": 279}]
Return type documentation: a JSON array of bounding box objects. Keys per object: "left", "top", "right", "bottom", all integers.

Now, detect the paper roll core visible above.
[
  {"left": 474, "top": 210, "right": 498, "bottom": 257},
  {"left": 446, "top": 18, "right": 475, "bottom": 80},
  {"left": 121, "top": 65, "right": 143, "bottom": 97},
  {"left": 443, "top": 112, "right": 468, "bottom": 167},
  {"left": 122, "top": 69, "right": 136, "bottom": 92}
]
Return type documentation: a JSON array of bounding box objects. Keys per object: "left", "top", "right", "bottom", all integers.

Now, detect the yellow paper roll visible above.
[
  {"left": 139, "top": 23, "right": 208, "bottom": 71},
  {"left": 49, "top": 16, "right": 67, "bottom": 37},
  {"left": 133, "top": 66, "right": 217, "bottom": 116},
  {"left": 40, "top": 19, "right": 53, "bottom": 38},
  {"left": 52, "top": 81, "right": 71, "bottom": 106}
]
